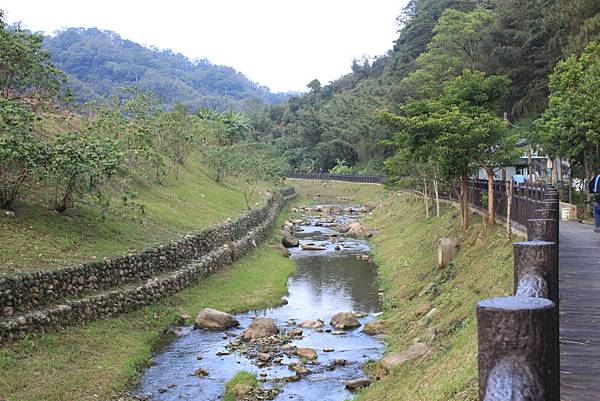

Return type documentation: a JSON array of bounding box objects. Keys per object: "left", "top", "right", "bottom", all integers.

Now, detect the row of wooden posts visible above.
[{"left": 478, "top": 187, "right": 560, "bottom": 400}]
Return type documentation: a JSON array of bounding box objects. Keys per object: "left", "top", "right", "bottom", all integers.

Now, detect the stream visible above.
[{"left": 134, "top": 205, "right": 384, "bottom": 401}]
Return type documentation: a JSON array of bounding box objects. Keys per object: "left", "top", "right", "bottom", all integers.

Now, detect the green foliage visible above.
[
  {"left": 0, "top": 19, "right": 64, "bottom": 101},
  {"left": 202, "top": 145, "right": 238, "bottom": 182},
  {"left": 330, "top": 158, "right": 353, "bottom": 174},
  {"left": 0, "top": 97, "right": 45, "bottom": 209},
  {"left": 400, "top": 8, "right": 495, "bottom": 98},
  {"left": 44, "top": 28, "right": 287, "bottom": 109},
  {"left": 315, "top": 139, "right": 358, "bottom": 172},
  {"left": 224, "top": 371, "right": 258, "bottom": 401},
  {"left": 535, "top": 41, "right": 600, "bottom": 173},
  {"left": 48, "top": 131, "right": 122, "bottom": 213},
  {"left": 233, "top": 150, "right": 283, "bottom": 209},
  {"left": 197, "top": 108, "right": 251, "bottom": 145}
]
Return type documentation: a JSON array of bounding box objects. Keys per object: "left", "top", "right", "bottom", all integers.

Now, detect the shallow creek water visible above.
[{"left": 134, "top": 206, "right": 384, "bottom": 401}]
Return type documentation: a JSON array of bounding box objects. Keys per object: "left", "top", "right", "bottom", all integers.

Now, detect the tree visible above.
[
  {"left": 197, "top": 108, "right": 251, "bottom": 145},
  {"left": 233, "top": 152, "right": 283, "bottom": 209},
  {"left": 202, "top": 145, "right": 239, "bottom": 182},
  {"left": 49, "top": 131, "right": 122, "bottom": 213},
  {"left": 162, "top": 102, "right": 196, "bottom": 178},
  {"left": 0, "top": 16, "right": 64, "bottom": 101},
  {"left": 400, "top": 7, "right": 495, "bottom": 98},
  {"left": 0, "top": 97, "right": 46, "bottom": 209},
  {"left": 536, "top": 42, "right": 600, "bottom": 179},
  {"left": 383, "top": 71, "right": 516, "bottom": 229},
  {"left": 440, "top": 70, "right": 517, "bottom": 224},
  {"left": 307, "top": 79, "right": 321, "bottom": 93}
]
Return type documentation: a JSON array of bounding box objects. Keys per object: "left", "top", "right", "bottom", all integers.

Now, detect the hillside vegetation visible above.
[
  {"left": 0, "top": 148, "right": 263, "bottom": 274},
  {"left": 357, "top": 194, "right": 515, "bottom": 400},
  {"left": 245, "top": 0, "right": 600, "bottom": 205},
  {"left": 44, "top": 28, "right": 288, "bottom": 110}
]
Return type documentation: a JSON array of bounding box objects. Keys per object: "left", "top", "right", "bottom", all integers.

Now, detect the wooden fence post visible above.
[
  {"left": 507, "top": 179, "right": 513, "bottom": 238},
  {"left": 477, "top": 297, "right": 558, "bottom": 401}
]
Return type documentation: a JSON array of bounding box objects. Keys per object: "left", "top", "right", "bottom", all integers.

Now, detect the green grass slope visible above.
[
  {"left": 355, "top": 194, "right": 516, "bottom": 401},
  {"left": 0, "top": 150, "right": 263, "bottom": 274},
  {"left": 0, "top": 201, "right": 299, "bottom": 401}
]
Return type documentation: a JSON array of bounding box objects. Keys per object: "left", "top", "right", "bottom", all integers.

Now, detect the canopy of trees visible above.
[
  {"left": 241, "top": 0, "right": 600, "bottom": 179},
  {"left": 43, "top": 28, "right": 290, "bottom": 110}
]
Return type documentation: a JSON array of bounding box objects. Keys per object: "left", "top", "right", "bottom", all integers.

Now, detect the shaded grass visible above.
[
  {"left": 0, "top": 202, "right": 299, "bottom": 401},
  {"left": 354, "top": 194, "right": 517, "bottom": 401},
  {"left": 0, "top": 151, "right": 265, "bottom": 274},
  {"left": 287, "top": 179, "right": 386, "bottom": 204}
]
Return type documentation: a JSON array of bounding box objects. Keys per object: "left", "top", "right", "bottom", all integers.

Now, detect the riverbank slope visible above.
[
  {"left": 0, "top": 200, "right": 298, "bottom": 401},
  {"left": 356, "top": 193, "right": 515, "bottom": 400}
]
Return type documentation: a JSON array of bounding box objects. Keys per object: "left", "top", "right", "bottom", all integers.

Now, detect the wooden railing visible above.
[
  {"left": 477, "top": 187, "right": 560, "bottom": 401},
  {"left": 287, "top": 173, "right": 561, "bottom": 399},
  {"left": 287, "top": 172, "right": 384, "bottom": 183},
  {"left": 460, "top": 179, "right": 548, "bottom": 230}
]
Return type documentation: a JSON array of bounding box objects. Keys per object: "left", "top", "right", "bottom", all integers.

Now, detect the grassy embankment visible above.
[
  {"left": 0, "top": 197, "right": 299, "bottom": 401},
  {"left": 0, "top": 147, "right": 262, "bottom": 274},
  {"left": 1, "top": 112, "right": 281, "bottom": 275},
  {"left": 0, "top": 115, "right": 301, "bottom": 400},
  {"left": 293, "top": 180, "right": 516, "bottom": 401}
]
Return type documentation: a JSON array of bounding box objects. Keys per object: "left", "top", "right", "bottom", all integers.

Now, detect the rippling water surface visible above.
[{"left": 134, "top": 207, "right": 383, "bottom": 401}]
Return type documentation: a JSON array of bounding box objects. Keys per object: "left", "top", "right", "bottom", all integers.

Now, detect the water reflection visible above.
[{"left": 134, "top": 206, "right": 383, "bottom": 401}]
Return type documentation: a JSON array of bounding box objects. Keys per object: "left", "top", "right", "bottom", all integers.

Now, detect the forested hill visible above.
[
  {"left": 44, "top": 28, "right": 289, "bottom": 110},
  {"left": 261, "top": 0, "right": 600, "bottom": 174}
]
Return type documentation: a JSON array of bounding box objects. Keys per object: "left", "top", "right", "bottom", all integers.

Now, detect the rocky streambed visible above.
[{"left": 133, "top": 205, "right": 384, "bottom": 401}]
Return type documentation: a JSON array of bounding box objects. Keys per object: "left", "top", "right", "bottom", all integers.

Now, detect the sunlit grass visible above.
[{"left": 0, "top": 202, "right": 299, "bottom": 401}]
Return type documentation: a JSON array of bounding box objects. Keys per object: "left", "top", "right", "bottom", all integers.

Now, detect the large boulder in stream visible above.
[
  {"left": 194, "top": 308, "right": 239, "bottom": 331},
  {"left": 301, "top": 243, "right": 326, "bottom": 251},
  {"left": 299, "top": 319, "right": 324, "bottom": 329},
  {"left": 330, "top": 312, "right": 361, "bottom": 330},
  {"left": 282, "top": 235, "right": 299, "bottom": 248},
  {"left": 296, "top": 347, "right": 318, "bottom": 360},
  {"left": 243, "top": 317, "right": 278, "bottom": 340}
]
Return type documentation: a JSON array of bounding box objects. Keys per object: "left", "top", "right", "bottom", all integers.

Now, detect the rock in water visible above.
[
  {"left": 282, "top": 235, "right": 299, "bottom": 248},
  {"left": 301, "top": 243, "right": 326, "bottom": 251},
  {"left": 380, "top": 342, "right": 430, "bottom": 372},
  {"left": 299, "top": 319, "right": 324, "bottom": 328},
  {"left": 288, "top": 362, "right": 310, "bottom": 376},
  {"left": 345, "top": 377, "right": 372, "bottom": 390},
  {"left": 330, "top": 312, "right": 361, "bottom": 330},
  {"left": 296, "top": 347, "right": 318, "bottom": 360},
  {"left": 194, "top": 308, "right": 239, "bottom": 331},
  {"left": 232, "top": 383, "right": 253, "bottom": 399},
  {"left": 243, "top": 317, "right": 277, "bottom": 340}
]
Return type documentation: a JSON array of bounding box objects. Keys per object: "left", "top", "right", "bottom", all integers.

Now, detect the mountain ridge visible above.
[{"left": 43, "top": 27, "right": 292, "bottom": 110}]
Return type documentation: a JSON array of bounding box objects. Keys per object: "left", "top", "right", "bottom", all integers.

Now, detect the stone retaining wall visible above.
[
  {"left": 0, "top": 191, "right": 286, "bottom": 343},
  {"left": 0, "top": 192, "right": 283, "bottom": 317}
]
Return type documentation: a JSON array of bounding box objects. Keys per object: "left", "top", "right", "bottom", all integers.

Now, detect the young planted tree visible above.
[
  {"left": 233, "top": 152, "right": 283, "bottom": 210},
  {"left": 440, "top": 70, "right": 518, "bottom": 225},
  {"left": 0, "top": 97, "right": 46, "bottom": 209},
  {"left": 383, "top": 70, "right": 516, "bottom": 230},
  {"left": 162, "top": 102, "right": 196, "bottom": 179},
  {"left": 202, "top": 146, "right": 239, "bottom": 182},
  {"left": 49, "top": 131, "right": 122, "bottom": 213},
  {"left": 0, "top": 16, "right": 64, "bottom": 101}
]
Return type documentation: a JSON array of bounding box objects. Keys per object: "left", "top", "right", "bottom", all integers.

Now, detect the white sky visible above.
[{"left": 2, "top": 0, "right": 407, "bottom": 93}]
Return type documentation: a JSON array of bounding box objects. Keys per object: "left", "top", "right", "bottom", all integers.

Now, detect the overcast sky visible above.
[{"left": 2, "top": 0, "right": 407, "bottom": 93}]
